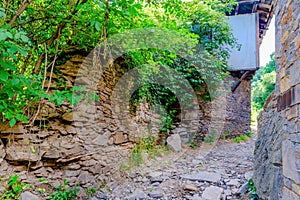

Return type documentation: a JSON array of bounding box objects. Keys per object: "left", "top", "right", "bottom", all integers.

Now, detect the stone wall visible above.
[
  {"left": 253, "top": 92, "right": 284, "bottom": 199},
  {"left": 0, "top": 53, "right": 253, "bottom": 195},
  {"left": 0, "top": 54, "right": 161, "bottom": 194},
  {"left": 224, "top": 76, "right": 251, "bottom": 137},
  {"left": 253, "top": 0, "right": 300, "bottom": 199},
  {"left": 195, "top": 75, "right": 251, "bottom": 140}
]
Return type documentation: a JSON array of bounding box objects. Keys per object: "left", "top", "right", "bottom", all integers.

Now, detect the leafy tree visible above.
[
  {"left": 0, "top": 0, "right": 238, "bottom": 127},
  {"left": 251, "top": 53, "right": 276, "bottom": 112}
]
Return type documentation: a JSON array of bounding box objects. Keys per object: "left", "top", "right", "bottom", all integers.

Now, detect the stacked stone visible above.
[
  {"left": 0, "top": 54, "right": 161, "bottom": 193},
  {"left": 254, "top": 0, "right": 300, "bottom": 199},
  {"left": 275, "top": 0, "right": 300, "bottom": 198}
]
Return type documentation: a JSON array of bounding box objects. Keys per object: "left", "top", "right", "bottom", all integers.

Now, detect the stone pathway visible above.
[{"left": 90, "top": 137, "right": 255, "bottom": 200}]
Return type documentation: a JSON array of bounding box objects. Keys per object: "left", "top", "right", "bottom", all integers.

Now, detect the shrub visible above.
[
  {"left": 1, "top": 175, "right": 30, "bottom": 200},
  {"left": 48, "top": 179, "right": 79, "bottom": 200}
]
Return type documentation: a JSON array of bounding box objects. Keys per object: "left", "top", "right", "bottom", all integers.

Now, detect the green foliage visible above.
[
  {"left": 84, "top": 187, "right": 96, "bottom": 196},
  {"left": 48, "top": 179, "right": 79, "bottom": 200},
  {"left": 1, "top": 175, "right": 30, "bottom": 200},
  {"left": 130, "top": 135, "right": 163, "bottom": 167},
  {"left": 0, "top": 9, "right": 37, "bottom": 126},
  {"left": 189, "top": 141, "right": 197, "bottom": 148},
  {"left": 0, "top": 4, "right": 95, "bottom": 126},
  {"left": 232, "top": 132, "right": 253, "bottom": 143},
  {"left": 0, "top": 0, "right": 237, "bottom": 129},
  {"left": 251, "top": 53, "right": 276, "bottom": 118},
  {"left": 220, "top": 129, "right": 231, "bottom": 140},
  {"left": 247, "top": 178, "right": 260, "bottom": 200},
  {"left": 232, "top": 134, "right": 249, "bottom": 143},
  {"left": 37, "top": 177, "right": 49, "bottom": 185},
  {"left": 246, "top": 131, "right": 254, "bottom": 138},
  {"left": 204, "top": 130, "right": 216, "bottom": 143}
]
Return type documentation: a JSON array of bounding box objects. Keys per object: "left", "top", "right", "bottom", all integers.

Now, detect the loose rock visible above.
[{"left": 202, "top": 186, "right": 223, "bottom": 200}]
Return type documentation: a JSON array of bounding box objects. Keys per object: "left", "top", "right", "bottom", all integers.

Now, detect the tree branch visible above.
[
  {"left": 9, "top": 0, "right": 32, "bottom": 26},
  {"left": 33, "top": 0, "right": 88, "bottom": 74}
]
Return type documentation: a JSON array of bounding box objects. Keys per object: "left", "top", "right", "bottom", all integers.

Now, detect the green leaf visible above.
[
  {"left": 16, "top": 114, "right": 24, "bottom": 121},
  {"left": 95, "top": 21, "right": 101, "bottom": 31},
  {"left": 11, "top": 78, "right": 20, "bottom": 86},
  {"left": 17, "top": 46, "right": 28, "bottom": 56},
  {"left": 0, "top": 11, "right": 6, "bottom": 18},
  {"left": 6, "top": 32, "right": 13, "bottom": 39},
  {"left": 0, "top": 59, "right": 16, "bottom": 71},
  {"left": 20, "top": 34, "right": 29, "bottom": 43},
  {"left": 0, "top": 32, "right": 7, "bottom": 41},
  {"left": 0, "top": 70, "right": 9, "bottom": 82},
  {"left": 9, "top": 118, "right": 16, "bottom": 127}
]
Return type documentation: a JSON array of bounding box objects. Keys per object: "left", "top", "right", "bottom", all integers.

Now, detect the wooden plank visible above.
[
  {"left": 256, "top": 10, "right": 270, "bottom": 14},
  {"left": 259, "top": 3, "right": 272, "bottom": 10},
  {"left": 252, "top": 3, "right": 258, "bottom": 12},
  {"left": 238, "top": 0, "right": 256, "bottom": 4}
]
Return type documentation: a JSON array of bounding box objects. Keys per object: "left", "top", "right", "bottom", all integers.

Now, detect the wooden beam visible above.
[
  {"left": 238, "top": 0, "right": 257, "bottom": 4},
  {"left": 259, "top": 3, "right": 272, "bottom": 10},
  {"left": 252, "top": 3, "right": 258, "bottom": 12},
  {"left": 261, "top": 16, "right": 268, "bottom": 22},
  {"left": 257, "top": 9, "right": 270, "bottom": 14},
  {"left": 231, "top": 71, "right": 251, "bottom": 93}
]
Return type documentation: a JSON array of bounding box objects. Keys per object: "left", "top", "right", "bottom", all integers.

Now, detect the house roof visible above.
[{"left": 228, "top": 0, "right": 274, "bottom": 44}]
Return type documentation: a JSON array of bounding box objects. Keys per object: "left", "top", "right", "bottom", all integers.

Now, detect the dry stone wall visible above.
[
  {"left": 253, "top": 0, "right": 300, "bottom": 199},
  {"left": 254, "top": 92, "right": 284, "bottom": 199},
  {"left": 0, "top": 53, "right": 252, "bottom": 195},
  {"left": 223, "top": 76, "right": 251, "bottom": 137},
  {"left": 0, "top": 55, "right": 161, "bottom": 193},
  {"left": 196, "top": 75, "right": 251, "bottom": 140}
]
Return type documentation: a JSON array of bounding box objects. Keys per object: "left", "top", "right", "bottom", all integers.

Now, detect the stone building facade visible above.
[{"left": 253, "top": 0, "right": 300, "bottom": 199}]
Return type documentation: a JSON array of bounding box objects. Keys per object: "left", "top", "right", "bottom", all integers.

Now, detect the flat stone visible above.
[
  {"left": 244, "top": 171, "right": 253, "bottom": 180},
  {"left": 227, "top": 179, "right": 240, "bottom": 187},
  {"left": 282, "top": 140, "right": 300, "bottom": 184},
  {"left": 183, "top": 184, "right": 198, "bottom": 191},
  {"left": 20, "top": 191, "right": 40, "bottom": 200},
  {"left": 181, "top": 171, "right": 221, "bottom": 183},
  {"left": 282, "top": 187, "right": 300, "bottom": 200},
  {"left": 134, "top": 188, "right": 146, "bottom": 200},
  {"left": 78, "top": 171, "right": 92, "bottom": 184},
  {"left": 191, "top": 194, "right": 202, "bottom": 200},
  {"left": 5, "top": 146, "right": 40, "bottom": 162},
  {"left": 65, "top": 125, "right": 77, "bottom": 134},
  {"left": 130, "top": 173, "right": 137, "bottom": 179},
  {"left": 43, "top": 150, "right": 60, "bottom": 159},
  {"left": 65, "top": 170, "right": 81, "bottom": 177},
  {"left": 92, "top": 134, "right": 109, "bottom": 146},
  {"left": 62, "top": 111, "right": 88, "bottom": 122},
  {"left": 191, "top": 159, "right": 202, "bottom": 166},
  {"left": 148, "top": 190, "right": 163, "bottom": 198},
  {"left": 148, "top": 171, "right": 162, "bottom": 178},
  {"left": 202, "top": 186, "right": 223, "bottom": 200},
  {"left": 113, "top": 132, "right": 126, "bottom": 144},
  {"left": 167, "top": 134, "right": 182, "bottom": 152},
  {"left": 224, "top": 189, "right": 231, "bottom": 196},
  {"left": 0, "top": 124, "right": 26, "bottom": 134},
  {"left": 92, "top": 191, "right": 109, "bottom": 200},
  {"left": 150, "top": 176, "right": 163, "bottom": 184}
]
